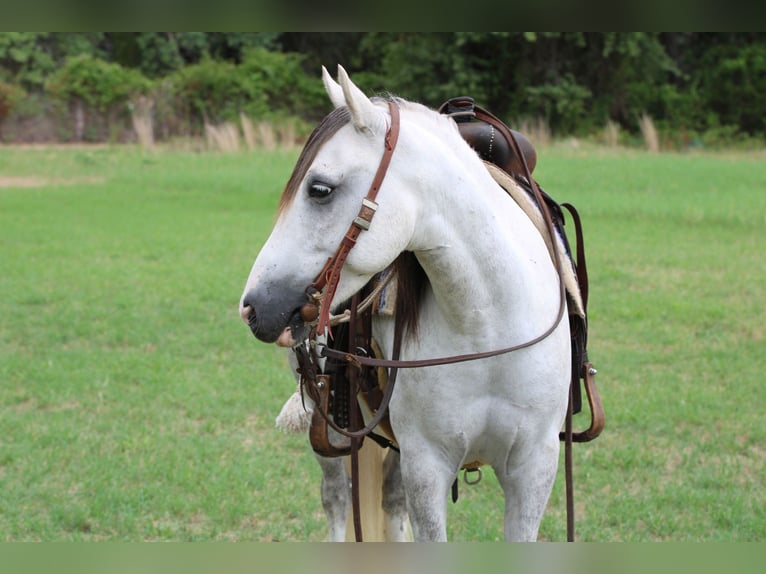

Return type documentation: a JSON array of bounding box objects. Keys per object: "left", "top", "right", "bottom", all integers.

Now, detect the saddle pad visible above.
[{"left": 484, "top": 162, "right": 585, "bottom": 318}]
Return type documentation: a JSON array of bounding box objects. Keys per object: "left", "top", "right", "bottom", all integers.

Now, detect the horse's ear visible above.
[
  {"left": 322, "top": 66, "right": 346, "bottom": 109},
  {"left": 337, "top": 65, "right": 385, "bottom": 134}
]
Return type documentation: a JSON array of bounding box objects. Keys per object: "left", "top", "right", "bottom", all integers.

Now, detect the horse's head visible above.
[{"left": 239, "top": 66, "right": 419, "bottom": 345}]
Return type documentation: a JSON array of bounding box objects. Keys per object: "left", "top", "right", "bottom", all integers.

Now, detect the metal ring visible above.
[{"left": 463, "top": 467, "right": 483, "bottom": 485}]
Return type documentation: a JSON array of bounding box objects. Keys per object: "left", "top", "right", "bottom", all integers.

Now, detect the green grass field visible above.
[{"left": 1, "top": 144, "right": 764, "bottom": 541}]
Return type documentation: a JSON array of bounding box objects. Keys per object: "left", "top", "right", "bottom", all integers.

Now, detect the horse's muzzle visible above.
[{"left": 240, "top": 286, "right": 311, "bottom": 345}]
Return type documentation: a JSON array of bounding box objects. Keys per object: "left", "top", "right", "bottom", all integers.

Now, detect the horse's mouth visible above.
[
  {"left": 275, "top": 310, "right": 311, "bottom": 347},
  {"left": 242, "top": 305, "right": 310, "bottom": 347}
]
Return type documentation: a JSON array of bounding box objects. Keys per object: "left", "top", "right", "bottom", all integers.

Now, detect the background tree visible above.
[
  {"left": 0, "top": 81, "right": 25, "bottom": 138},
  {"left": 1, "top": 32, "right": 765, "bottom": 145},
  {"left": 45, "top": 54, "right": 150, "bottom": 141}
]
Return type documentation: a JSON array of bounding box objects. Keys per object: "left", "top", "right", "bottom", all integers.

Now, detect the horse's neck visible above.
[{"left": 408, "top": 137, "right": 555, "bottom": 336}]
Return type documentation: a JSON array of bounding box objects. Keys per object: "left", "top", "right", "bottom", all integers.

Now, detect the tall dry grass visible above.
[
  {"left": 604, "top": 119, "right": 620, "bottom": 148},
  {"left": 202, "top": 117, "right": 300, "bottom": 152},
  {"left": 130, "top": 96, "right": 155, "bottom": 149},
  {"left": 241, "top": 114, "right": 300, "bottom": 150},
  {"left": 277, "top": 122, "right": 297, "bottom": 148},
  {"left": 517, "top": 116, "right": 551, "bottom": 148},
  {"left": 239, "top": 114, "right": 278, "bottom": 150},
  {"left": 639, "top": 112, "right": 660, "bottom": 153},
  {"left": 204, "top": 122, "right": 241, "bottom": 152},
  {"left": 256, "top": 121, "right": 277, "bottom": 150},
  {"left": 240, "top": 113, "right": 257, "bottom": 150}
]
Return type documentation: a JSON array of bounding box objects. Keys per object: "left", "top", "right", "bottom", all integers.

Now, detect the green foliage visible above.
[
  {"left": 0, "top": 33, "right": 107, "bottom": 88},
  {"left": 206, "top": 32, "right": 281, "bottom": 62},
  {"left": 363, "top": 33, "right": 459, "bottom": 102},
  {"left": 0, "top": 32, "right": 56, "bottom": 87},
  {"left": 355, "top": 33, "right": 493, "bottom": 108},
  {"left": 352, "top": 33, "right": 679, "bottom": 136},
  {"left": 0, "top": 82, "right": 25, "bottom": 124},
  {"left": 134, "top": 32, "right": 208, "bottom": 77},
  {"left": 2, "top": 32, "right": 766, "bottom": 143},
  {"left": 525, "top": 76, "right": 592, "bottom": 134},
  {"left": 107, "top": 33, "right": 282, "bottom": 80},
  {"left": 239, "top": 47, "right": 325, "bottom": 120},
  {"left": 45, "top": 54, "right": 150, "bottom": 111},
  {"left": 165, "top": 49, "right": 326, "bottom": 127},
  {"left": 166, "top": 57, "right": 263, "bottom": 124},
  {"left": 697, "top": 41, "right": 766, "bottom": 135}
]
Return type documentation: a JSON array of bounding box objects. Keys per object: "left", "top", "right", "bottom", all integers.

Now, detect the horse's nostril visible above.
[{"left": 240, "top": 304, "right": 255, "bottom": 325}]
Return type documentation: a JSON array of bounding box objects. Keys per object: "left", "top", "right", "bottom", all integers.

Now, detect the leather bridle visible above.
[{"left": 302, "top": 101, "right": 401, "bottom": 336}]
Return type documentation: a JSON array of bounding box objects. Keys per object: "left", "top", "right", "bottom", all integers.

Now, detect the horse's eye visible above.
[{"left": 308, "top": 182, "right": 334, "bottom": 199}]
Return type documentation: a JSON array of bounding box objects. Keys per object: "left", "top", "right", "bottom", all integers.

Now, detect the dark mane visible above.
[
  {"left": 394, "top": 251, "right": 428, "bottom": 340},
  {"left": 277, "top": 106, "right": 351, "bottom": 214}
]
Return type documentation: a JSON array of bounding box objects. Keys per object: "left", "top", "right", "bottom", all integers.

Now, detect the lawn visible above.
[{"left": 0, "top": 144, "right": 764, "bottom": 541}]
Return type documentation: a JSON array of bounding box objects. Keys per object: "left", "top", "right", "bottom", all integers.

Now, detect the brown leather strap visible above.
[
  {"left": 317, "top": 305, "right": 564, "bottom": 367},
  {"left": 312, "top": 101, "right": 401, "bottom": 334},
  {"left": 564, "top": 383, "right": 575, "bottom": 541},
  {"left": 561, "top": 362, "right": 604, "bottom": 443},
  {"left": 562, "top": 202, "right": 589, "bottom": 312},
  {"left": 349, "top": 436, "right": 363, "bottom": 541},
  {"left": 305, "top": 322, "right": 404, "bottom": 441},
  {"left": 307, "top": 373, "right": 351, "bottom": 457},
  {"left": 347, "top": 295, "right": 364, "bottom": 541}
]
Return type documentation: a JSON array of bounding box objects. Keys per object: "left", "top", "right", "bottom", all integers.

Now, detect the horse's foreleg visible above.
[
  {"left": 315, "top": 453, "right": 350, "bottom": 542},
  {"left": 399, "top": 448, "right": 453, "bottom": 541},
  {"left": 496, "top": 435, "right": 561, "bottom": 542},
  {"left": 381, "top": 450, "right": 411, "bottom": 541}
]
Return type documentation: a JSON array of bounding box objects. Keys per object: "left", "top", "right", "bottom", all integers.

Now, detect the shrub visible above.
[
  {"left": 163, "top": 50, "right": 326, "bottom": 135},
  {"left": 238, "top": 48, "right": 325, "bottom": 120},
  {"left": 45, "top": 54, "right": 150, "bottom": 111},
  {"left": 165, "top": 57, "right": 264, "bottom": 128},
  {"left": 524, "top": 75, "right": 592, "bottom": 135},
  {"left": 0, "top": 81, "right": 25, "bottom": 125},
  {"left": 621, "top": 80, "right": 706, "bottom": 136},
  {"left": 44, "top": 55, "right": 151, "bottom": 142},
  {"left": 697, "top": 42, "right": 766, "bottom": 136}
]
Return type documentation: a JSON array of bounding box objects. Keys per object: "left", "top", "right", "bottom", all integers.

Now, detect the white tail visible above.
[{"left": 344, "top": 441, "right": 386, "bottom": 540}]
